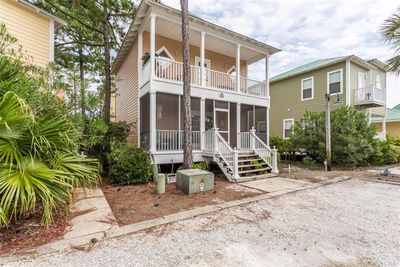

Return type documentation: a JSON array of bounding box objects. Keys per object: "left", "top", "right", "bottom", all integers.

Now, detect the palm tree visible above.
[
  {"left": 0, "top": 55, "right": 100, "bottom": 227},
  {"left": 381, "top": 7, "right": 400, "bottom": 75},
  {"left": 180, "top": 0, "right": 193, "bottom": 169}
]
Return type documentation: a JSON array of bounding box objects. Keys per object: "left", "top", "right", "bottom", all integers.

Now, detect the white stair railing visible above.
[
  {"left": 211, "top": 128, "right": 238, "bottom": 181},
  {"left": 250, "top": 127, "right": 279, "bottom": 173},
  {"left": 238, "top": 132, "right": 251, "bottom": 150}
]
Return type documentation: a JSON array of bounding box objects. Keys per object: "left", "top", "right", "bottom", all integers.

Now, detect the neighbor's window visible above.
[
  {"left": 301, "top": 77, "right": 313, "bottom": 100},
  {"left": 376, "top": 75, "right": 382, "bottom": 90},
  {"left": 328, "top": 70, "right": 342, "bottom": 94},
  {"left": 283, "top": 119, "right": 294, "bottom": 139}
]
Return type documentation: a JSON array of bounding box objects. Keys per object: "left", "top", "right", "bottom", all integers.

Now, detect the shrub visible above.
[
  {"left": 108, "top": 146, "right": 152, "bottom": 185},
  {"left": 291, "top": 106, "right": 378, "bottom": 167},
  {"left": 302, "top": 156, "right": 316, "bottom": 166},
  {"left": 373, "top": 135, "right": 400, "bottom": 165},
  {"left": 192, "top": 162, "right": 208, "bottom": 171},
  {"left": 270, "top": 134, "right": 292, "bottom": 153}
]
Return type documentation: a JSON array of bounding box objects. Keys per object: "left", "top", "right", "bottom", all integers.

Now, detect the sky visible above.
[{"left": 160, "top": 0, "right": 400, "bottom": 108}]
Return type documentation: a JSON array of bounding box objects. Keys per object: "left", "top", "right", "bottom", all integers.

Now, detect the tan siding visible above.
[
  {"left": 142, "top": 32, "right": 247, "bottom": 77},
  {"left": 269, "top": 62, "right": 347, "bottom": 138},
  {"left": 115, "top": 40, "right": 138, "bottom": 144},
  {"left": 0, "top": 0, "right": 50, "bottom": 67},
  {"left": 372, "top": 121, "right": 400, "bottom": 137}
]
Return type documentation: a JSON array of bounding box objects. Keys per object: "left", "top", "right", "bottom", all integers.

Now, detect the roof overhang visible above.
[
  {"left": 271, "top": 55, "right": 377, "bottom": 83},
  {"left": 111, "top": 0, "right": 281, "bottom": 74},
  {"left": 368, "top": 58, "right": 389, "bottom": 71},
  {"left": 15, "top": 0, "right": 67, "bottom": 29}
]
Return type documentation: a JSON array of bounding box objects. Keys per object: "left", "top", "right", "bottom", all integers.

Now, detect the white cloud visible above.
[{"left": 161, "top": 0, "right": 400, "bottom": 107}]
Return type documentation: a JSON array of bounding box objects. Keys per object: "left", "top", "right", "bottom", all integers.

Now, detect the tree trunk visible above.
[
  {"left": 180, "top": 0, "right": 192, "bottom": 169},
  {"left": 102, "top": 4, "right": 111, "bottom": 125},
  {"left": 78, "top": 45, "right": 86, "bottom": 116}
]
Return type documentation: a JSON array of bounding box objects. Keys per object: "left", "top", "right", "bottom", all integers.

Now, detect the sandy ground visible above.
[{"left": 8, "top": 178, "right": 400, "bottom": 267}]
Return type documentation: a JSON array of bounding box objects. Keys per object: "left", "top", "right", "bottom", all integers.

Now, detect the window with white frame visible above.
[
  {"left": 301, "top": 77, "right": 314, "bottom": 100},
  {"left": 376, "top": 75, "right": 382, "bottom": 89},
  {"left": 328, "top": 69, "right": 342, "bottom": 94},
  {"left": 156, "top": 46, "right": 174, "bottom": 70},
  {"left": 283, "top": 119, "right": 294, "bottom": 139}
]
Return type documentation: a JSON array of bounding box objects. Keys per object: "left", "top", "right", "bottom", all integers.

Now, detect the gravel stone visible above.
[{"left": 8, "top": 179, "right": 400, "bottom": 267}]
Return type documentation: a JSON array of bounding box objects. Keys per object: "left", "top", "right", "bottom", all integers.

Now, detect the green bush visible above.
[
  {"left": 373, "top": 136, "right": 400, "bottom": 165},
  {"left": 302, "top": 156, "right": 316, "bottom": 166},
  {"left": 290, "top": 106, "right": 378, "bottom": 167},
  {"left": 192, "top": 162, "right": 208, "bottom": 170},
  {"left": 108, "top": 146, "right": 152, "bottom": 185},
  {"left": 269, "top": 134, "right": 292, "bottom": 153}
]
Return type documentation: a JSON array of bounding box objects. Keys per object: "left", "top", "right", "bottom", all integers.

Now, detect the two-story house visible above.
[
  {"left": 0, "top": 0, "right": 66, "bottom": 67},
  {"left": 269, "top": 55, "right": 388, "bottom": 139},
  {"left": 112, "top": 0, "right": 280, "bottom": 182}
]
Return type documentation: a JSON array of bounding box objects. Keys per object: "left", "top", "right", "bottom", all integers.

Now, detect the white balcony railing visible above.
[
  {"left": 354, "top": 85, "right": 385, "bottom": 106},
  {"left": 156, "top": 130, "right": 201, "bottom": 151},
  {"left": 147, "top": 58, "right": 267, "bottom": 97}
]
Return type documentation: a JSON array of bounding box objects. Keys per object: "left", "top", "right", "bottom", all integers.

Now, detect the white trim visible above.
[
  {"left": 137, "top": 30, "right": 143, "bottom": 145},
  {"left": 156, "top": 46, "right": 175, "bottom": 61},
  {"left": 357, "top": 71, "right": 366, "bottom": 89},
  {"left": 49, "top": 19, "right": 55, "bottom": 61},
  {"left": 283, "top": 118, "right": 294, "bottom": 139},
  {"left": 345, "top": 60, "right": 351, "bottom": 105},
  {"left": 327, "top": 69, "right": 343, "bottom": 95},
  {"left": 301, "top": 76, "right": 314, "bottom": 101},
  {"left": 227, "top": 65, "right": 236, "bottom": 75}
]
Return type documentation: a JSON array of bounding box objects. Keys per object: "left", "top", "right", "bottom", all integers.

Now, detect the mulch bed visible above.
[
  {"left": 0, "top": 210, "right": 68, "bottom": 255},
  {"left": 101, "top": 172, "right": 263, "bottom": 226}
]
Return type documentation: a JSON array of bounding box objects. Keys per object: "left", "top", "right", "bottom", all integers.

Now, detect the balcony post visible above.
[
  {"left": 250, "top": 126, "right": 256, "bottom": 150},
  {"left": 265, "top": 55, "right": 269, "bottom": 98},
  {"left": 236, "top": 103, "right": 241, "bottom": 149},
  {"left": 149, "top": 91, "right": 157, "bottom": 153},
  {"left": 266, "top": 107, "right": 270, "bottom": 146},
  {"left": 200, "top": 32, "right": 206, "bottom": 86},
  {"left": 272, "top": 146, "right": 279, "bottom": 174},
  {"left": 200, "top": 97, "right": 205, "bottom": 150},
  {"left": 236, "top": 44, "right": 241, "bottom": 92},
  {"left": 150, "top": 14, "right": 156, "bottom": 80}
]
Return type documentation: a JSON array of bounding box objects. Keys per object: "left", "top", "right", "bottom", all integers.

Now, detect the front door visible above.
[
  {"left": 195, "top": 57, "right": 211, "bottom": 86},
  {"left": 215, "top": 108, "right": 229, "bottom": 142}
]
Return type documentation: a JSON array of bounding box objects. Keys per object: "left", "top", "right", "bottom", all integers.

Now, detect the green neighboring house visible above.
[
  {"left": 269, "top": 55, "right": 388, "bottom": 139},
  {"left": 371, "top": 105, "right": 400, "bottom": 138}
]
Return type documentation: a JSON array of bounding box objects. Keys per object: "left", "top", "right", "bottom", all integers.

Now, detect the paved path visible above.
[{"left": 8, "top": 179, "right": 400, "bottom": 267}]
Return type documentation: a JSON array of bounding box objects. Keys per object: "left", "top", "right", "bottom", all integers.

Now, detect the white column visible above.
[
  {"left": 200, "top": 98, "right": 206, "bottom": 150},
  {"left": 200, "top": 32, "right": 206, "bottom": 86},
  {"left": 236, "top": 103, "right": 241, "bottom": 149},
  {"left": 150, "top": 92, "right": 157, "bottom": 153},
  {"left": 150, "top": 14, "right": 156, "bottom": 80},
  {"left": 266, "top": 107, "right": 270, "bottom": 146},
  {"left": 236, "top": 44, "right": 241, "bottom": 92},
  {"left": 265, "top": 55, "right": 269, "bottom": 98},
  {"left": 137, "top": 31, "right": 143, "bottom": 145}
]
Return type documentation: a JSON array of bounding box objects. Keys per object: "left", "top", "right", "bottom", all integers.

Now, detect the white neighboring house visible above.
[{"left": 112, "top": 0, "right": 280, "bottom": 182}]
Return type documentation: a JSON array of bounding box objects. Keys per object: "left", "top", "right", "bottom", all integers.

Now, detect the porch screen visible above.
[
  {"left": 140, "top": 93, "right": 150, "bottom": 149},
  {"left": 255, "top": 106, "right": 267, "bottom": 143},
  {"left": 156, "top": 93, "right": 179, "bottom": 130}
]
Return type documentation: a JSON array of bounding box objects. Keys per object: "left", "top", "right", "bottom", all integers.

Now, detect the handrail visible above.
[{"left": 250, "top": 129, "right": 277, "bottom": 173}]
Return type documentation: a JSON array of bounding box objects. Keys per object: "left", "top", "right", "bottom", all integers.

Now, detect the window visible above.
[
  {"left": 156, "top": 46, "right": 174, "bottom": 70},
  {"left": 376, "top": 75, "right": 382, "bottom": 90},
  {"left": 301, "top": 77, "right": 314, "bottom": 100},
  {"left": 327, "top": 69, "right": 342, "bottom": 94},
  {"left": 283, "top": 119, "right": 294, "bottom": 139}
]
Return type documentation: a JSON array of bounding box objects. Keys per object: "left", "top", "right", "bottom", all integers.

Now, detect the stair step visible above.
[
  {"left": 236, "top": 173, "right": 278, "bottom": 182},
  {"left": 238, "top": 158, "right": 263, "bottom": 163},
  {"left": 238, "top": 162, "right": 268, "bottom": 168},
  {"left": 238, "top": 155, "right": 259, "bottom": 159},
  {"left": 238, "top": 167, "right": 270, "bottom": 174}
]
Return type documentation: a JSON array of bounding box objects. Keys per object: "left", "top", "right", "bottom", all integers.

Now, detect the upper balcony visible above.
[
  {"left": 141, "top": 57, "right": 268, "bottom": 97},
  {"left": 354, "top": 84, "right": 385, "bottom": 108}
]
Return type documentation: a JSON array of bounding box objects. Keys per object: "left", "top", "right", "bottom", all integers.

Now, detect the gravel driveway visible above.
[{"left": 9, "top": 179, "right": 400, "bottom": 267}]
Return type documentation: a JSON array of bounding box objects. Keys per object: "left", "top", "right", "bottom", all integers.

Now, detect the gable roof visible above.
[
  {"left": 270, "top": 55, "right": 379, "bottom": 83},
  {"left": 393, "top": 104, "right": 400, "bottom": 111},
  {"left": 15, "top": 0, "right": 67, "bottom": 29},
  {"left": 111, "top": 0, "right": 280, "bottom": 74},
  {"left": 371, "top": 108, "right": 400, "bottom": 123}
]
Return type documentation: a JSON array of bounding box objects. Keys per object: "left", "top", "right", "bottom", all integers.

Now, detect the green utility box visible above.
[{"left": 176, "top": 169, "right": 214, "bottom": 194}]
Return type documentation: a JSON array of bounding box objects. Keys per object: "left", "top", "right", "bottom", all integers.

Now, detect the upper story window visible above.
[
  {"left": 156, "top": 46, "right": 174, "bottom": 61},
  {"left": 376, "top": 75, "right": 382, "bottom": 90},
  {"left": 283, "top": 118, "right": 294, "bottom": 139},
  {"left": 327, "top": 69, "right": 343, "bottom": 94},
  {"left": 301, "top": 77, "right": 314, "bottom": 100},
  {"left": 227, "top": 66, "right": 237, "bottom": 82}
]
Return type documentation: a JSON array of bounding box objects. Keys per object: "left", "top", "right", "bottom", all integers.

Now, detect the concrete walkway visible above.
[{"left": 241, "top": 177, "right": 312, "bottom": 193}]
